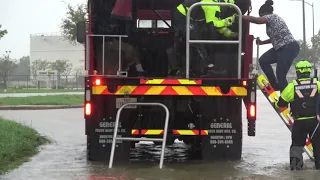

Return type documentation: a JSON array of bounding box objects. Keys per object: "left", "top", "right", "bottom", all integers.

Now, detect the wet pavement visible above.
[{"left": 1, "top": 91, "right": 320, "bottom": 180}]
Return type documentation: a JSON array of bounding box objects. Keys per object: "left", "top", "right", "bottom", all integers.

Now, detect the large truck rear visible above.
[{"left": 77, "top": 0, "right": 257, "bottom": 166}]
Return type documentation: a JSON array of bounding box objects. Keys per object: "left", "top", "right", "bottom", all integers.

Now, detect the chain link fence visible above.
[{"left": 0, "top": 74, "right": 85, "bottom": 90}]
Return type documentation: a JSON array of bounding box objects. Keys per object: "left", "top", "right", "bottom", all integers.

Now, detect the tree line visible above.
[
  {"left": 0, "top": 55, "right": 74, "bottom": 88},
  {"left": 294, "top": 30, "right": 320, "bottom": 68}
]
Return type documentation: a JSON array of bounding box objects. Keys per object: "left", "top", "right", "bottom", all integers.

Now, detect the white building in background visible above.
[{"left": 29, "top": 33, "right": 84, "bottom": 74}]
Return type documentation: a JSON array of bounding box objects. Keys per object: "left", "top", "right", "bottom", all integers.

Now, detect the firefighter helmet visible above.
[{"left": 295, "top": 60, "right": 312, "bottom": 73}]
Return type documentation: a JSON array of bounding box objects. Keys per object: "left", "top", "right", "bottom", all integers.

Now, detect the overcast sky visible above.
[{"left": 0, "top": 0, "right": 318, "bottom": 59}]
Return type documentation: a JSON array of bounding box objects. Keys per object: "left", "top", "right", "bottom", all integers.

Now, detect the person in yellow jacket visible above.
[
  {"left": 276, "top": 60, "right": 320, "bottom": 170},
  {"left": 171, "top": 0, "right": 237, "bottom": 77},
  {"left": 174, "top": 0, "right": 237, "bottom": 38}
]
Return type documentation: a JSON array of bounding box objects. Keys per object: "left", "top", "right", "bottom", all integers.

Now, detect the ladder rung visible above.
[{"left": 116, "top": 137, "right": 163, "bottom": 142}]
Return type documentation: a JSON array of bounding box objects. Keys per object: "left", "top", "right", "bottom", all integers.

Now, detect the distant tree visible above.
[
  {"left": 0, "top": 55, "right": 17, "bottom": 89},
  {"left": 0, "top": 24, "right": 8, "bottom": 40},
  {"left": 60, "top": 2, "right": 87, "bottom": 43},
  {"left": 75, "top": 67, "right": 85, "bottom": 76},
  {"left": 18, "top": 56, "right": 31, "bottom": 72},
  {"left": 74, "top": 67, "right": 85, "bottom": 88},
  {"left": 311, "top": 29, "right": 320, "bottom": 68},
  {"left": 294, "top": 30, "right": 320, "bottom": 70},
  {"left": 11, "top": 56, "right": 30, "bottom": 81},
  {"left": 293, "top": 40, "right": 313, "bottom": 64},
  {"left": 50, "top": 59, "right": 73, "bottom": 85},
  {"left": 31, "top": 59, "right": 50, "bottom": 78}
]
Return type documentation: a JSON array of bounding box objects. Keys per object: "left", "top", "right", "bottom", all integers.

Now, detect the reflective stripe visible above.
[
  {"left": 300, "top": 80, "right": 311, "bottom": 84},
  {"left": 295, "top": 90, "right": 304, "bottom": 98},
  {"left": 294, "top": 79, "right": 317, "bottom": 98},
  {"left": 296, "top": 116, "right": 316, "bottom": 120},
  {"left": 223, "top": 28, "right": 231, "bottom": 37},
  {"left": 310, "top": 88, "right": 317, "bottom": 97},
  {"left": 218, "top": 27, "right": 234, "bottom": 37}
]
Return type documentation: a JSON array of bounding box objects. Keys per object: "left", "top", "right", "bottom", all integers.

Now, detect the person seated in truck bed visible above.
[
  {"left": 98, "top": 39, "right": 145, "bottom": 76},
  {"left": 172, "top": 0, "right": 238, "bottom": 77}
]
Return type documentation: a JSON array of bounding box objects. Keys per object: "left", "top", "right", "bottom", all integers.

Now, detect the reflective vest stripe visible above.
[
  {"left": 293, "top": 79, "right": 318, "bottom": 98},
  {"left": 218, "top": 27, "right": 233, "bottom": 38},
  {"left": 295, "top": 90, "right": 304, "bottom": 98},
  {"left": 311, "top": 88, "right": 317, "bottom": 97}
]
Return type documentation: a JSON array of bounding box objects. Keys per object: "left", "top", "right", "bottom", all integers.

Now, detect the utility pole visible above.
[
  {"left": 311, "top": 2, "right": 315, "bottom": 64},
  {"left": 302, "top": 0, "right": 307, "bottom": 60}
]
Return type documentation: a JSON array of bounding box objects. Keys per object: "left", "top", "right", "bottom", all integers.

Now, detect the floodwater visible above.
[{"left": 1, "top": 91, "right": 320, "bottom": 180}]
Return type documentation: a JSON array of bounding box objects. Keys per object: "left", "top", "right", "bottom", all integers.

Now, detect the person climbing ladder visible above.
[{"left": 241, "top": 0, "right": 300, "bottom": 92}]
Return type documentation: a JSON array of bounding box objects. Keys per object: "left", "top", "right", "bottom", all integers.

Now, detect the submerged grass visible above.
[{"left": 0, "top": 118, "right": 50, "bottom": 175}]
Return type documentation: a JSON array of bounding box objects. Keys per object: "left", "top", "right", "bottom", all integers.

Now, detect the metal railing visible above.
[
  {"left": 85, "top": 34, "right": 128, "bottom": 76},
  {"left": 250, "top": 37, "right": 260, "bottom": 78},
  {"left": 186, "top": 2, "right": 243, "bottom": 78},
  {"left": 109, "top": 102, "right": 170, "bottom": 169}
]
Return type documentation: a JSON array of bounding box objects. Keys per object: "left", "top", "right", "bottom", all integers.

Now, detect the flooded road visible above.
[{"left": 1, "top": 91, "right": 320, "bottom": 180}]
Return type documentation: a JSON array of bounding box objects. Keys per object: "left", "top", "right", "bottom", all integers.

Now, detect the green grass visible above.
[
  {"left": 0, "top": 118, "right": 50, "bottom": 175},
  {"left": 0, "top": 95, "right": 83, "bottom": 105},
  {"left": 0, "top": 89, "right": 83, "bottom": 93}
]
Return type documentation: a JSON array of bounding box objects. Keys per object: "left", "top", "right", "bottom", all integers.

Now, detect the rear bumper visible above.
[{"left": 88, "top": 77, "right": 252, "bottom": 97}]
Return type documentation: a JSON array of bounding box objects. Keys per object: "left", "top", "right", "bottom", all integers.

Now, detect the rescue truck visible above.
[{"left": 76, "top": 0, "right": 256, "bottom": 168}]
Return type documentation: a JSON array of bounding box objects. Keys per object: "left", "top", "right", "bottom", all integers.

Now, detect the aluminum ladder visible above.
[
  {"left": 108, "top": 102, "right": 170, "bottom": 169},
  {"left": 185, "top": 2, "right": 243, "bottom": 78}
]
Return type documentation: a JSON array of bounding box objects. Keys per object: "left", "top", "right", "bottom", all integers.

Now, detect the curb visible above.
[{"left": 0, "top": 105, "right": 83, "bottom": 110}]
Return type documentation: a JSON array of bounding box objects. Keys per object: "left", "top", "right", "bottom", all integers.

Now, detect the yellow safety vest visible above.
[{"left": 176, "top": 0, "right": 236, "bottom": 38}]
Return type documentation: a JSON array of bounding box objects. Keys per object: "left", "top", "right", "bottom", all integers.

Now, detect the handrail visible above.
[
  {"left": 108, "top": 102, "right": 170, "bottom": 169},
  {"left": 186, "top": 2, "right": 243, "bottom": 78}
]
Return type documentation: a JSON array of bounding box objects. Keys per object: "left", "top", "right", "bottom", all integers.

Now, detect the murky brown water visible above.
[{"left": 1, "top": 91, "right": 320, "bottom": 180}]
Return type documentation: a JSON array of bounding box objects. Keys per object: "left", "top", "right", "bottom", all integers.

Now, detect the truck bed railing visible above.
[
  {"left": 85, "top": 34, "right": 128, "bottom": 76},
  {"left": 186, "top": 2, "right": 243, "bottom": 79},
  {"left": 250, "top": 37, "right": 260, "bottom": 78}
]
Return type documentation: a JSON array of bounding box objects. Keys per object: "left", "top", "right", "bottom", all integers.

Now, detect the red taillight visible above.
[
  {"left": 249, "top": 104, "right": 256, "bottom": 117},
  {"left": 85, "top": 103, "right": 92, "bottom": 116},
  {"left": 95, "top": 78, "right": 101, "bottom": 85},
  {"left": 242, "top": 80, "right": 247, "bottom": 86}
]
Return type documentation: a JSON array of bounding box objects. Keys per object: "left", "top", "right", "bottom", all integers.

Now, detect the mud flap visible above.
[
  {"left": 87, "top": 96, "right": 132, "bottom": 163},
  {"left": 201, "top": 97, "right": 243, "bottom": 161},
  {"left": 256, "top": 74, "right": 315, "bottom": 161}
]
